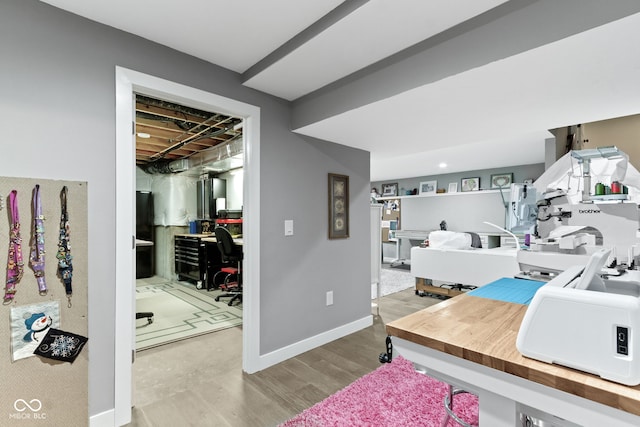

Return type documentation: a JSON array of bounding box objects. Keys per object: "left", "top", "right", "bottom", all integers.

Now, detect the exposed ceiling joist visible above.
[{"left": 134, "top": 95, "right": 242, "bottom": 169}]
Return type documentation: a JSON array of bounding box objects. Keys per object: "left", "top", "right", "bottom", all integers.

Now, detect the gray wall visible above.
[
  {"left": 0, "top": 0, "right": 370, "bottom": 418},
  {"left": 261, "top": 135, "right": 370, "bottom": 351},
  {"left": 401, "top": 192, "right": 509, "bottom": 232}
]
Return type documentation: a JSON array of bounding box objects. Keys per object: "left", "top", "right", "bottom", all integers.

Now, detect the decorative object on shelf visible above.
[
  {"left": 490, "top": 173, "right": 514, "bottom": 189},
  {"left": 448, "top": 182, "right": 458, "bottom": 193},
  {"left": 328, "top": 173, "right": 349, "bottom": 239},
  {"left": 523, "top": 179, "right": 533, "bottom": 185},
  {"left": 461, "top": 177, "right": 480, "bottom": 192},
  {"left": 381, "top": 182, "right": 398, "bottom": 197},
  {"left": 419, "top": 180, "right": 437, "bottom": 195}
]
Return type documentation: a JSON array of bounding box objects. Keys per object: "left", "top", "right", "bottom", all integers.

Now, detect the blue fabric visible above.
[{"left": 467, "top": 277, "right": 546, "bottom": 305}]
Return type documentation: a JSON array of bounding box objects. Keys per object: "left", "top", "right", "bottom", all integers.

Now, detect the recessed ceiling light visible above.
[
  {"left": 439, "top": 162, "right": 447, "bottom": 168},
  {"left": 137, "top": 132, "right": 151, "bottom": 139}
]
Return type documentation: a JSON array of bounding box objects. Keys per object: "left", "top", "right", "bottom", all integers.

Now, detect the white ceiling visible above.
[
  {"left": 242, "top": 0, "right": 509, "bottom": 100},
  {"left": 39, "top": 0, "right": 640, "bottom": 181}
]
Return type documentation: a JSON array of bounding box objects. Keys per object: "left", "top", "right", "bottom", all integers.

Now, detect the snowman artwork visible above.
[
  {"left": 10, "top": 301, "right": 60, "bottom": 361},
  {"left": 23, "top": 313, "right": 53, "bottom": 343}
]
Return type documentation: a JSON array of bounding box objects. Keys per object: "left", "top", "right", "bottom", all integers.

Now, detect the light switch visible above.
[{"left": 284, "top": 220, "right": 294, "bottom": 236}]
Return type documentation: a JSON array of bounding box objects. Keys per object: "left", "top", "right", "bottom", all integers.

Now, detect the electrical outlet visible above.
[{"left": 326, "top": 291, "right": 333, "bottom": 306}]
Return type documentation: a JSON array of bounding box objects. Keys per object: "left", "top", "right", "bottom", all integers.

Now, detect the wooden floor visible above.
[{"left": 128, "top": 287, "right": 442, "bottom": 427}]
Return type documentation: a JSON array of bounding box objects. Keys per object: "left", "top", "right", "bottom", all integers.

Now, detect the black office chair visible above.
[{"left": 212, "top": 226, "right": 243, "bottom": 306}]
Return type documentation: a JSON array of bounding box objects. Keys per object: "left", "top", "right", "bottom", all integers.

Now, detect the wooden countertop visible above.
[
  {"left": 135, "top": 239, "right": 154, "bottom": 247},
  {"left": 175, "top": 233, "right": 214, "bottom": 238},
  {"left": 386, "top": 294, "right": 640, "bottom": 416},
  {"left": 175, "top": 233, "right": 243, "bottom": 244},
  {"left": 201, "top": 237, "right": 243, "bottom": 245}
]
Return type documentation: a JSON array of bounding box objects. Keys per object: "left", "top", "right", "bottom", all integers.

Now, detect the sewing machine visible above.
[
  {"left": 517, "top": 247, "right": 640, "bottom": 386},
  {"left": 515, "top": 148, "right": 640, "bottom": 385},
  {"left": 517, "top": 147, "right": 640, "bottom": 279},
  {"left": 507, "top": 183, "right": 538, "bottom": 235}
]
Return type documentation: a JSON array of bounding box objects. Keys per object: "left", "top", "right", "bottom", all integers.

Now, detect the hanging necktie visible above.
[
  {"left": 30, "top": 184, "right": 47, "bottom": 295},
  {"left": 5, "top": 190, "right": 24, "bottom": 302},
  {"left": 57, "top": 186, "right": 73, "bottom": 307}
]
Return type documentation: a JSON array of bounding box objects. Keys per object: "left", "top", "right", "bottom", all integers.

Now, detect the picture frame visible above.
[
  {"left": 490, "top": 173, "right": 514, "bottom": 189},
  {"left": 328, "top": 173, "right": 349, "bottom": 239},
  {"left": 419, "top": 180, "right": 437, "bottom": 195},
  {"left": 448, "top": 182, "right": 458, "bottom": 193},
  {"left": 381, "top": 182, "right": 398, "bottom": 197},
  {"left": 461, "top": 177, "right": 480, "bottom": 192}
]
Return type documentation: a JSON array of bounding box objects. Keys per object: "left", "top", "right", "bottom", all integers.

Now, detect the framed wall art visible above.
[
  {"left": 381, "top": 182, "right": 398, "bottom": 197},
  {"left": 448, "top": 182, "right": 458, "bottom": 193},
  {"left": 490, "top": 173, "right": 514, "bottom": 189},
  {"left": 328, "top": 173, "right": 349, "bottom": 239},
  {"left": 419, "top": 180, "right": 437, "bottom": 195},
  {"left": 461, "top": 177, "right": 480, "bottom": 192}
]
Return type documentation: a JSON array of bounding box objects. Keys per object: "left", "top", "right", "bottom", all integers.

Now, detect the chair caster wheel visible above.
[{"left": 215, "top": 297, "right": 220, "bottom": 302}]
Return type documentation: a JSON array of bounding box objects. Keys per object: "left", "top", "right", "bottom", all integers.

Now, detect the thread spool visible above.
[
  {"left": 595, "top": 183, "right": 605, "bottom": 196},
  {"left": 611, "top": 181, "right": 622, "bottom": 194}
]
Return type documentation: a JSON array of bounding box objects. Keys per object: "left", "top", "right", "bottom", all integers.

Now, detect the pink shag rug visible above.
[{"left": 280, "top": 355, "right": 478, "bottom": 427}]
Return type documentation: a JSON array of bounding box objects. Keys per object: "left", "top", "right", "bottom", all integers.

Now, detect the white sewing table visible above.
[{"left": 411, "top": 246, "right": 520, "bottom": 287}]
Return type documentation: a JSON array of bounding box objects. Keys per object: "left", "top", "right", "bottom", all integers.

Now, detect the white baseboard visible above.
[
  {"left": 256, "top": 315, "right": 373, "bottom": 371},
  {"left": 90, "top": 408, "right": 115, "bottom": 427}
]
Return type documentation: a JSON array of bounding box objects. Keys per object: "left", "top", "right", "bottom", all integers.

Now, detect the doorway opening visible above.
[
  {"left": 134, "top": 94, "right": 244, "bottom": 350},
  {"left": 115, "top": 67, "right": 261, "bottom": 426}
]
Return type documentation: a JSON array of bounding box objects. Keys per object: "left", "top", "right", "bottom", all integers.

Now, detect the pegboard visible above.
[{"left": 0, "top": 177, "right": 88, "bottom": 426}]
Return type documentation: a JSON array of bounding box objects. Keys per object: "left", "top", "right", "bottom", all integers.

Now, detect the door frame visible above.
[{"left": 114, "top": 67, "right": 261, "bottom": 426}]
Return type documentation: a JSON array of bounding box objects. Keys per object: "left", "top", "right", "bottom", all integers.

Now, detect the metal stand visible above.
[{"left": 441, "top": 384, "right": 477, "bottom": 427}]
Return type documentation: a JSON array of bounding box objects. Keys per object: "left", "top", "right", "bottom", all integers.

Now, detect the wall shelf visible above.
[{"left": 375, "top": 188, "right": 510, "bottom": 201}]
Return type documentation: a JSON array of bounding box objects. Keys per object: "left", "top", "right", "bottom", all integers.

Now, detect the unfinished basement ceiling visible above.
[{"left": 135, "top": 94, "right": 243, "bottom": 173}]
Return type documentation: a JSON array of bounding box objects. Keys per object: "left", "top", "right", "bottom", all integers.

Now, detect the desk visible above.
[
  {"left": 386, "top": 292, "right": 640, "bottom": 426},
  {"left": 391, "top": 229, "right": 431, "bottom": 265}
]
